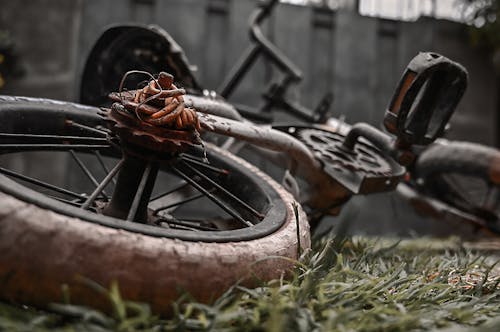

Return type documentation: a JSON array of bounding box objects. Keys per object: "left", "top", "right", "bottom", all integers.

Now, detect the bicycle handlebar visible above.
[
  {"left": 218, "top": 0, "right": 333, "bottom": 123},
  {"left": 253, "top": 0, "right": 279, "bottom": 24},
  {"left": 218, "top": 0, "right": 302, "bottom": 98},
  {"left": 249, "top": 0, "right": 302, "bottom": 81}
]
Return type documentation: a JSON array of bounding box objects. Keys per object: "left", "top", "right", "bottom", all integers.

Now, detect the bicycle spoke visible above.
[
  {"left": 81, "top": 159, "right": 124, "bottom": 210},
  {"left": 48, "top": 195, "right": 85, "bottom": 207},
  {"left": 153, "top": 190, "right": 213, "bottom": 215},
  {"left": 0, "top": 144, "right": 110, "bottom": 152},
  {"left": 180, "top": 154, "right": 230, "bottom": 175},
  {"left": 150, "top": 181, "right": 189, "bottom": 202},
  {"left": 0, "top": 166, "right": 86, "bottom": 200},
  {"left": 65, "top": 120, "right": 108, "bottom": 137},
  {"left": 127, "top": 162, "right": 153, "bottom": 221},
  {"left": 94, "top": 151, "right": 117, "bottom": 185},
  {"left": 179, "top": 218, "right": 223, "bottom": 230},
  {"left": 172, "top": 165, "right": 253, "bottom": 227},
  {"left": 159, "top": 222, "right": 199, "bottom": 231},
  {"left": 69, "top": 150, "right": 109, "bottom": 199},
  {"left": 0, "top": 133, "right": 108, "bottom": 144},
  {"left": 157, "top": 214, "right": 218, "bottom": 231},
  {"left": 181, "top": 161, "right": 264, "bottom": 219},
  {"left": 168, "top": 220, "right": 218, "bottom": 231}
]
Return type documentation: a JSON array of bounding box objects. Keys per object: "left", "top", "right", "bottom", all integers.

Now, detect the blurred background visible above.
[{"left": 0, "top": 0, "right": 498, "bottom": 236}]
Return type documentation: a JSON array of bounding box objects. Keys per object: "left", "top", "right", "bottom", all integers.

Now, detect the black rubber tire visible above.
[
  {"left": 414, "top": 141, "right": 500, "bottom": 232},
  {"left": 0, "top": 96, "right": 310, "bottom": 313},
  {"left": 416, "top": 142, "right": 500, "bottom": 184}
]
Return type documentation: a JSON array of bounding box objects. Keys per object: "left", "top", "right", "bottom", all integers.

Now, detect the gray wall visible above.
[
  {"left": 0, "top": 0, "right": 497, "bottom": 236},
  {"left": 1, "top": 0, "right": 497, "bottom": 145},
  {"left": 0, "top": 0, "right": 82, "bottom": 100}
]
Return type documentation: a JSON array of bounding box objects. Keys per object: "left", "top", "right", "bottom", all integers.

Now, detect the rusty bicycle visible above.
[{"left": 0, "top": 0, "right": 478, "bottom": 313}]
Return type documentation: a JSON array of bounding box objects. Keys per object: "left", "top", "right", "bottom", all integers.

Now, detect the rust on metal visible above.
[
  {"left": 106, "top": 103, "right": 201, "bottom": 154},
  {"left": 383, "top": 71, "right": 417, "bottom": 135},
  {"left": 105, "top": 71, "right": 202, "bottom": 154},
  {"left": 112, "top": 71, "right": 200, "bottom": 131},
  {"left": 390, "top": 70, "right": 416, "bottom": 115},
  {"left": 277, "top": 126, "right": 405, "bottom": 195}
]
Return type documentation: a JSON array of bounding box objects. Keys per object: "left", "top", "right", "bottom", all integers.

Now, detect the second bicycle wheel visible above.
[
  {"left": 0, "top": 96, "right": 310, "bottom": 312},
  {"left": 413, "top": 141, "right": 500, "bottom": 234}
]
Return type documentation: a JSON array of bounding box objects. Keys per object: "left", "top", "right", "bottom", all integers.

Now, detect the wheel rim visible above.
[{"left": 0, "top": 102, "right": 288, "bottom": 242}]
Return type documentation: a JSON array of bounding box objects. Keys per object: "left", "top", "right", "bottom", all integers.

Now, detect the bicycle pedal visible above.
[{"left": 384, "top": 52, "right": 468, "bottom": 146}]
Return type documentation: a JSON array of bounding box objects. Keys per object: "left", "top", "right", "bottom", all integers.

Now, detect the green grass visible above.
[{"left": 1, "top": 236, "right": 500, "bottom": 331}]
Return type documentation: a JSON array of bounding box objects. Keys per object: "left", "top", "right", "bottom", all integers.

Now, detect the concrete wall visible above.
[
  {"left": 0, "top": 0, "right": 82, "bottom": 100},
  {"left": 1, "top": 0, "right": 496, "bottom": 144}
]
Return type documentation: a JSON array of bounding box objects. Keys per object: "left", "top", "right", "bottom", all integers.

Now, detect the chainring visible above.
[
  {"left": 298, "top": 128, "right": 393, "bottom": 176},
  {"left": 276, "top": 125, "right": 405, "bottom": 194}
]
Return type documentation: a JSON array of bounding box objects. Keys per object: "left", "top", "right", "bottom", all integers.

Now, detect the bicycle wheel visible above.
[
  {"left": 0, "top": 96, "right": 310, "bottom": 313},
  {"left": 413, "top": 141, "right": 500, "bottom": 234}
]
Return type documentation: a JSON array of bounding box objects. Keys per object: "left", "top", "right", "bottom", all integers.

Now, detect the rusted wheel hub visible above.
[
  {"left": 104, "top": 71, "right": 202, "bottom": 157},
  {"left": 100, "top": 72, "right": 204, "bottom": 221},
  {"left": 105, "top": 102, "right": 201, "bottom": 156}
]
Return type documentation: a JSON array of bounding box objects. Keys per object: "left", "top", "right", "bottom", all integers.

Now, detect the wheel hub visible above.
[
  {"left": 100, "top": 72, "right": 204, "bottom": 222},
  {"left": 104, "top": 101, "right": 201, "bottom": 156}
]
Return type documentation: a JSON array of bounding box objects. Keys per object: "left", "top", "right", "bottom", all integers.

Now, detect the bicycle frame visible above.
[
  {"left": 217, "top": 0, "right": 331, "bottom": 123},
  {"left": 111, "top": 88, "right": 358, "bottom": 214},
  {"left": 197, "top": 112, "right": 357, "bottom": 214}
]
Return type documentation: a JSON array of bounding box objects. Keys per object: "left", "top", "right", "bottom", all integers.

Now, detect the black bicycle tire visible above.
[
  {"left": 414, "top": 141, "right": 500, "bottom": 231},
  {"left": 0, "top": 95, "right": 285, "bottom": 242},
  {"left": 416, "top": 141, "right": 500, "bottom": 184}
]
